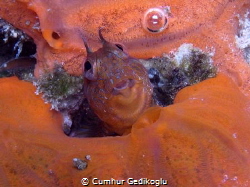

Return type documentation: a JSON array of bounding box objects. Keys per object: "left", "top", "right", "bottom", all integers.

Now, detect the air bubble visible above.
[{"left": 142, "top": 7, "right": 170, "bottom": 33}]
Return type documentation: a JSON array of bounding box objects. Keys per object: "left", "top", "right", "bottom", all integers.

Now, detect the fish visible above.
[
  {"left": 84, "top": 29, "right": 153, "bottom": 135},
  {"left": 0, "top": 57, "right": 36, "bottom": 78},
  {"left": 0, "top": 0, "right": 250, "bottom": 186}
]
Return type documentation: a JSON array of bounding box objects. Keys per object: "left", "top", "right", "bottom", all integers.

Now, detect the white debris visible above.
[
  {"left": 172, "top": 43, "right": 214, "bottom": 67},
  {"left": 235, "top": 11, "right": 250, "bottom": 62},
  {"left": 173, "top": 43, "right": 194, "bottom": 66},
  {"left": 72, "top": 158, "right": 88, "bottom": 170},
  {"left": 13, "top": 40, "right": 23, "bottom": 58},
  {"left": 0, "top": 18, "right": 31, "bottom": 57},
  {"left": 85, "top": 155, "right": 91, "bottom": 161},
  {"left": 232, "top": 133, "right": 237, "bottom": 139}
]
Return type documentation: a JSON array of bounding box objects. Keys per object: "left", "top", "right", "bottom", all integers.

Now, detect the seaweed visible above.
[
  {"left": 34, "top": 65, "right": 84, "bottom": 111},
  {"left": 141, "top": 44, "right": 216, "bottom": 106}
]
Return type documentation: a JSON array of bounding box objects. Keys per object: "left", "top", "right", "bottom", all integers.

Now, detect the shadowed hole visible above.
[{"left": 52, "top": 31, "right": 60, "bottom": 40}]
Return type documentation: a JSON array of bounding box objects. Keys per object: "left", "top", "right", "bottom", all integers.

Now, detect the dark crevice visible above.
[
  {"left": 68, "top": 99, "right": 118, "bottom": 138},
  {"left": 0, "top": 18, "right": 37, "bottom": 79}
]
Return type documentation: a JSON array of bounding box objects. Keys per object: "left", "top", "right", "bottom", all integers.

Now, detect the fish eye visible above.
[
  {"left": 115, "top": 44, "right": 123, "bottom": 51},
  {"left": 84, "top": 61, "right": 92, "bottom": 71},
  {"left": 142, "top": 7, "right": 169, "bottom": 33}
]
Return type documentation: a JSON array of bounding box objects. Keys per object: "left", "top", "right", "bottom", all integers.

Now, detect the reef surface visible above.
[{"left": 0, "top": 0, "right": 250, "bottom": 186}]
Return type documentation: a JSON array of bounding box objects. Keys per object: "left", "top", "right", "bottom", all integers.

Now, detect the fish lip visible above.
[
  {"left": 112, "top": 79, "right": 135, "bottom": 95},
  {"left": 85, "top": 70, "right": 97, "bottom": 81}
]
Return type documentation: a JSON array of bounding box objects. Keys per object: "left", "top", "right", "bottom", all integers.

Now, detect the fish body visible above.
[{"left": 84, "top": 31, "right": 153, "bottom": 135}]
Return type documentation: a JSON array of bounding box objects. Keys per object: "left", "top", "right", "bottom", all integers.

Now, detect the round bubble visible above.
[{"left": 142, "top": 7, "right": 169, "bottom": 33}]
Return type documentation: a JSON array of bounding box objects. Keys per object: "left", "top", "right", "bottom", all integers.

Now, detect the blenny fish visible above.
[{"left": 84, "top": 30, "right": 153, "bottom": 135}]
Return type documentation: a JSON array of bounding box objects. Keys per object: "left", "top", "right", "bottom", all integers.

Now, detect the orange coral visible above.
[
  {"left": 1, "top": 0, "right": 250, "bottom": 186},
  {"left": 0, "top": 74, "right": 250, "bottom": 186},
  {"left": 1, "top": 0, "right": 250, "bottom": 96}
]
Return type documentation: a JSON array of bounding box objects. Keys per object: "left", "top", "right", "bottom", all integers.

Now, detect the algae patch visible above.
[
  {"left": 34, "top": 65, "right": 84, "bottom": 111},
  {"left": 34, "top": 65, "right": 107, "bottom": 137},
  {"left": 141, "top": 44, "right": 216, "bottom": 106}
]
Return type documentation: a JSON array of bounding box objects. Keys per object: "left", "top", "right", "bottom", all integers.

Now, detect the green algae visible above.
[
  {"left": 141, "top": 43, "right": 217, "bottom": 106},
  {"left": 34, "top": 65, "right": 84, "bottom": 111}
]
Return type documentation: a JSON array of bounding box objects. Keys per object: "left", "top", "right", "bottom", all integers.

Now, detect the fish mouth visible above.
[{"left": 112, "top": 79, "right": 135, "bottom": 95}]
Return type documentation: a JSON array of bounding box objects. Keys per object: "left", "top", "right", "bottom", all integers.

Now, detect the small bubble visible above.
[
  {"left": 48, "top": 169, "right": 54, "bottom": 175},
  {"left": 142, "top": 7, "right": 170, "bottom": 33},
  {"left": 25, "top": 21, "right": 31, "bottom": 26},
  {"left": 222, "top": 174, "right": 229, "bottom": 183},
  {"left": 232, "top": 133, "right": 237, "bottom": 138},
  {"left": 232, "top": 176, "right": 238, "bottom": 181},
  {"left": 85, "top": 155, "right": 91, "bottom": 161}
]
